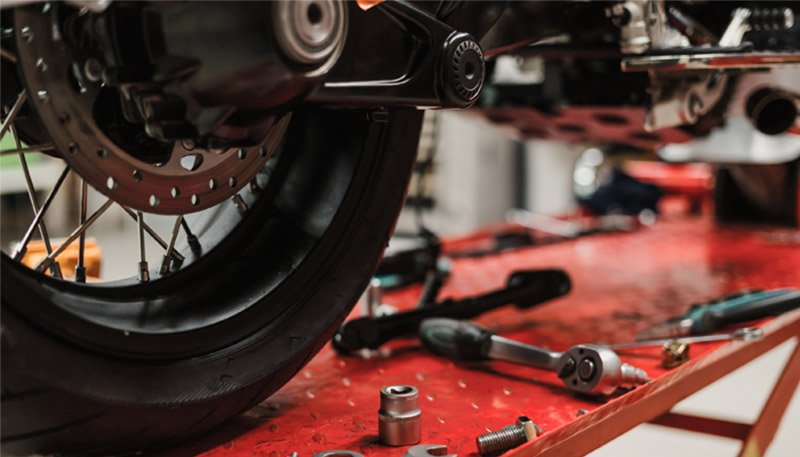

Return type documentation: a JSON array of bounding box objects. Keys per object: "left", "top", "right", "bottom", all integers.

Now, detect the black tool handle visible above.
[
  {"left": 332, "top": 269, "right": 570, "bottom": 354},
  {"left": 701, "top": 290, "right": 800, "bottom": 332},
  {"left": 418, "top": 318, "right": 494, "bottom": 360}
]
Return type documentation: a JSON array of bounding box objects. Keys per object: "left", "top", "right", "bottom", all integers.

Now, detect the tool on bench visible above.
[
  {"left": 416, "top": 269, "right": 446, "bottom": 309},
  {"left": 332, "top": 269, "right": 571, "bottom": 354},
  {"left": 609, "top": 327, "right": 763, "bottom": 369},
  {"left": 379, "top": 385, "right": 421, "bottom": 446},
  {"left": 476, "top": 416, "right": 540, "bottom": 456},
  {"left": 404, "top": 444, "right": 457, "bottom": 457},
  {"left": 636, "top": 289, "right": 800, "bottom": 340},
  {"left": 313, "top": 451, "right": 363, "bottom": 457},
  {"left": 375, "top": 229, "right": 443, "bottom": 290},
  {"left": 419, "top": 318, "right": 649, "bottom": 397},
  {"left": 661, "top": 341, "right": 690, "bottom": 368},
  {"left": 611, "top": 327, "right": 764, "bottom": 350}
]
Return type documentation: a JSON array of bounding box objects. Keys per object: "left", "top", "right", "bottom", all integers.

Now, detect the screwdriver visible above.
[
  {"left": 608, "top": 327, "right": 763, "bottom": 350},
  {"left": 636, "top": 289, "right": 800, "bottom": 341}
]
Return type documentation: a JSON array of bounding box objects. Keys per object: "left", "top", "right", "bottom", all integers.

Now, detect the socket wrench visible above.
[{"left": 419, "top": 318, "right": 649, "bottom": 397}]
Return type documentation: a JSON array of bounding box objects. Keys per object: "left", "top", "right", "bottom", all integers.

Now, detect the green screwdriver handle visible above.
[{"left": 692, "top": 289, "right": 800, "bottom": 334}]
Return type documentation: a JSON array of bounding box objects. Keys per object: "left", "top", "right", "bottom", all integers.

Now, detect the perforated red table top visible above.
[{"left": 157, "top": 216, "right": 800, "bottom": 457}]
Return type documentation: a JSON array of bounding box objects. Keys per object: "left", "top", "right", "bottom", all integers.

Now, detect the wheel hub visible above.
[{"left": 13, "top": 5, "right": 284, "bottom": 214}]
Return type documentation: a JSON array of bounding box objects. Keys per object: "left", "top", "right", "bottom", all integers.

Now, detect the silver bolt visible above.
[{"left": 476, "top": 416, "right": 540, "bottom": 455}]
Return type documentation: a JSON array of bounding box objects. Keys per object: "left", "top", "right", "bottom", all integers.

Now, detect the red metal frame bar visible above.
[
  {"left": 649, "top": 412, "right": 751, "bottom": 441},
  {"left": 738, "top": 338, "right": 800, "bottom": 457},
  {"left": 507, "top": 309, "right": 800, "bottom": 457},
  {"left": 644, "top": 339, "right": 800, "bottom": 456}
]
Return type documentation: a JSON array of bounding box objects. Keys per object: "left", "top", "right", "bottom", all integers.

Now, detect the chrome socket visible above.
[{"left": 378, "top": 385, "right": 421, "bottom": 446}]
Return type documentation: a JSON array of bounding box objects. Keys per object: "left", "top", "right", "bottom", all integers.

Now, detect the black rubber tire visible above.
[{"left": 1, "top": 107, "right": 423, "bottom": 456}]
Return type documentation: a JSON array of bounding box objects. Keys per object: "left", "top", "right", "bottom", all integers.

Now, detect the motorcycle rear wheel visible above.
[{"left": 1, "top": 107, "right": 423, "bottom": 456}]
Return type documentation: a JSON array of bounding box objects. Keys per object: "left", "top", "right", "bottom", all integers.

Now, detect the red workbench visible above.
[{"left": 156, "top": 216, "right": 800, "bottom": 457}]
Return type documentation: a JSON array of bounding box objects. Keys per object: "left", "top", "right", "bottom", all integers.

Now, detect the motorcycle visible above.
[{"left": 1, "top": 1, "right": 797, "bottom": 455}]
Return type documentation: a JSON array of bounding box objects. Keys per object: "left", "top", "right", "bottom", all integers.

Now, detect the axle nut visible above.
[
  {"left": 443, "top": 33, "right": 485, "bottom": 106},
  {"left": 379, "top": 385, "right": 421, "bottom": 446}
]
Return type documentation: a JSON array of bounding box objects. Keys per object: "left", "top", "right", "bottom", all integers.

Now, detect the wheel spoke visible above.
[
  {"left": 36, "top": 199, "right": 113, "bottom": 272},
  {"left": 119, "top": 206, "right": 185, "bottom": 263},
  {"left": 0, "top": 90, "right": 27, "bottom": 138},
  {"left": 159, "top": 216, "right": 184, "bottom": 274},
  {"left": 13, "top": 165, "right": 70, "bottom": 260},
  {"left": 1, "top": 143, "right": 56, "bottom": 155},
  {"left": 11, "top": 125, "right": 63, "bottom": 278},
  {"left": 180, "top": 218, "right": 202, "bottom": 254},
  {"left": 75, "top": 180, "right": 88, "bottom": 283},
  {"left": 232, "top": 194, "right": 248, "bottom": 214},
  {"left": 136, "top": 211, "right": 149, "bottom": 282}
]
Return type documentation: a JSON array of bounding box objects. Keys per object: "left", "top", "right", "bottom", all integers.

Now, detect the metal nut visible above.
[
  {"left": 662, "top": 341, "right": 690, "bottom": 368},
  {"left": 379, "top": 385, "right": 421, "bottom": 446},
  {"left": 516, "top": 416, "right": 540, "bottom": 441}
]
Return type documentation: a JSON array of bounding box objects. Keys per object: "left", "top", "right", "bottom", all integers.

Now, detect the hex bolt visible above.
[{"left": 476, "top": 416, "right": 540, "bottom": 455}]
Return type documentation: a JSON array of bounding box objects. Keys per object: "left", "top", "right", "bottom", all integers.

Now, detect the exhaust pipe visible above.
[{"left": 745, "top": 87, "right": 799, "bottom": 135}]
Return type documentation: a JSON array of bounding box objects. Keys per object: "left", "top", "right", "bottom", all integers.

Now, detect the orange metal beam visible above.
[
  {"left": 506, "top": 309, "right": 800, "bottom": 457},
  {"left": 650, "top": 412, "right": 752, "bottom": 441},
  {"left": 738, "top": 338, "right": 800, "bottom": 457}
]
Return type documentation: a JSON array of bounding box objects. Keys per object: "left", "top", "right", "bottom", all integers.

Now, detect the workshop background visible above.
[{"left": 395, "top": 109, "right": 800, "bottom": 457}]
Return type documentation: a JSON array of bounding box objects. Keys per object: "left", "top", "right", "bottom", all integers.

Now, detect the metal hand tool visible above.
[
  {"left": 610, "top": 327, "right": 764, "bottom": 350},
  {"left": 313, "top": 451, "right": 363, "bottom": 457},
  {"left": 419, "top": 318, "right": 649, "bottom": 397},
  {"left": 416, "top": 269, "right": 445, "bottom": 309},
  {"left": 379, "top": 385, "right": 421, "bottom": 446},
  {"left": 636, "top": 289, "right": 800, "bottom": 340},
  {"left": 476, "top": 416, "right": 540, "bottom": 455},
  {"left": 332, "top": 269, "right": 571, "bottom": 354},
  {"left": 404, "top": 444, "right": 457, "bottom": 457}
]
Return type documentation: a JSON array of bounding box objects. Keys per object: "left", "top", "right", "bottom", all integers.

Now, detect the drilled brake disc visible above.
[{"left": 13, "top": 5, "right": 286, "bottom": 215}]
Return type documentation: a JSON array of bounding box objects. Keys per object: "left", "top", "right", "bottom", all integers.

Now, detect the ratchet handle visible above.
[
  {"left": 471, "top": 269, "right": 572, "bottom": 310},
  {"left": 332, "top": 269, "right": 570, "bottom": 354},
  {"left": 700, "top": 289, "right": 800, "bottom": 332},
  {"left": 419, "top": 318, "right": 493, "bottom": 361}
]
